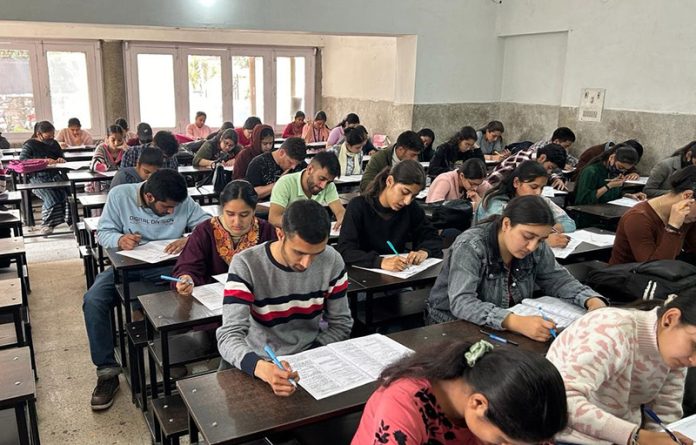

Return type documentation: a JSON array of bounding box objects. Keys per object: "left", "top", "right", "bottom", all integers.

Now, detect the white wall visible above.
[{"left": 497, "top": 0, "right": 696, "bottom": 114}]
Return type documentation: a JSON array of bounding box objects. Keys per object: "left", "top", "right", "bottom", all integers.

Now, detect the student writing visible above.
[
  {"left": 352, "top": 339, "right": 569, "bottom": 445},
  {"left": 429, "top": 126, "right": 484, "bottom": 178},
  {"left": 326, "top": 112, "right": 360, "bottom": 146},
  {"left": 338, "top": 160, "right": 442, "bottom": 271},
  {"left": 56, "top": 117, "right": 94, "bottom": 148},
  {"left": 475, "top": 120, "right": 506, "bottom": 155},
  {"left": 329, "top": 125, "right": 368, "bottom": 176},
  {"left": 232, "top": 124, "right": 275, "bottom": 180},
  {"left": 235, "top": 116, "right": 262, "bottom": 148},
  {"left": 281, "top": 111, "right": 305, "bottom": 138},
  {"left": 186, "top": 111, "right": 212, "bottom": 140},
  {"left": 426, "top": 158, "right": 486, "bottom": 205},
  {"left": 110, "top": 146, "right": 163, "bottom": 189},
  {"left": 192, "top": 128, "right": 240, "bottom": 169},
  {"left": 121, "top": 130, "right": 179, "bottom": 170},
  {"left": 301, "top": 110, "right": 330, "bottom": 143},
  {"left": 547, "top": 292, "right": 696, "bottom": 445},
  {"left": 245, "top": 136, "right": 306, "bottom": 199},
  {"left": 417, "top": 128, "right": 436, "bottom": 162},
  {"left": 216, "top": 200, "right": 353, "bottom": 396},
  {"left": 360, "top": 130, "right": 424, "bottom": 192},
  {"left": 427, "top": 195, "right": 606, "bottom": 341},
  {"left": 645, "top": 140, "right": 696, "bottom": 197}
]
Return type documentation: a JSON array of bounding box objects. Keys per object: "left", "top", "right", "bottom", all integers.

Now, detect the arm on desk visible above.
[
  {"left": 327, "top": 198, "right": 345, "bottom": 228},
  {"left": 316, "top": 267, "right": 352, "bottom": 346},
  {"left": 336, "top": 199, "right": 382, "bottom": 268}
]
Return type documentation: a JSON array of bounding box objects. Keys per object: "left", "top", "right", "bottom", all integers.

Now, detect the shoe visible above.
[
  {"left": 40, "top": 225, "right": 54, "bottom": 236},
  {"left": 91, "top": 375, "right": 120, "bottom": 411}
]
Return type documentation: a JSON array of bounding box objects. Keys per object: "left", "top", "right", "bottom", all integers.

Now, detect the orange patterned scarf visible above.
[{"left": 211, "top": 216, "right": 260, "bottom": 264}]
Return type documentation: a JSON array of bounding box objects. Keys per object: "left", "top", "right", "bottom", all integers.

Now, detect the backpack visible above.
[
  {"left": 428, "top": 199, "right": 473, "bottom": 232},
  {"left": 504, "top": 140, "right": 533, "bottom": 154},
  {"left": 7, "top": 159, "right": 48, "bottom": 174},
  {"left": 585, "top": 260, "right": 696, "bottom": 304}
]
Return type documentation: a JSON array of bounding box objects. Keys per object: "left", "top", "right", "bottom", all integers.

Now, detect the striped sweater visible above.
[
  {"left": 546, "top": 308, "right": 686, "bottom": 445},
  {"left": 216, "top": 242, "right": 353, "bottom": 376}
]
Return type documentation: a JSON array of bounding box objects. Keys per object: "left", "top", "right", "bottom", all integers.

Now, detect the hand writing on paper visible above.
[
  {"left": 164, "top": 238, "right": 188, "bottom": 254},
  {"left": 118, "top": 233, "right": 142, "bottom": 250},
  {"left": 255, "top": 360, "right": 300, "bottom": 397},
  {"left": 624, "top": 172, "right": 640, "bottom": 180},
  {"left": 637, "top": 429, "right": 693, "bottom": 445},
  {"left": 381, "top": 255, "right": 409, "bottom": 271},
  {"left": 504, "top": 314, "right": 556, "bottom": 342},
  {"left": 405, "top": 250, "right": 428, "bottom": 266},
  {"left": 176, "top": 274, "right": 194, "bottom": 296},
  {"left": 625, "top": 192, "right": 647, "bottom": 201},
  {"left": 551, "top": 177, "right": 567, "bottom": 191},
  {"left": 607, "top": 175, "right": 625, "bottom": 189},
  {"left": 548, "top": 233, "right": 570, "bottom": 248}
]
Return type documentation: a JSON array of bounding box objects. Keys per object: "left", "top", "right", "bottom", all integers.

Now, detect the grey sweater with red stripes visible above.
[{"left": 216, "top": 242, "right": 353, "bottom": 375}]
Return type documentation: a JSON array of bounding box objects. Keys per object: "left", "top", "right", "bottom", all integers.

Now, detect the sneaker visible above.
[
  {"left": 39, "top": 225, "right": 54, "bottom": 236},
  {"left": 91, "top": 375, "right": 120, "bottom": 411}
]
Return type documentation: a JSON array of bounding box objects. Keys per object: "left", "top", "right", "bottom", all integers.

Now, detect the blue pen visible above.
[
  {"left": 160, "top": 275, "right": 193, "bottom": 286},
  {"left": 263, "top": 344, "right": 297, "bottom": 388},
  {"left": 537, "top": 306, "right": 558, "bottom": 339},
  {"left": 643, "top": 406, "right": 683, "bottom": 444},
  {"left": 479, "top": 329, "right": 519, "bottom": 346}
]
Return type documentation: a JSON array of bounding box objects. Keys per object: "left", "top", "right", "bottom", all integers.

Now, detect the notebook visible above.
[{"left": 507, "top": 296, "right": 586, "bottom": 329}]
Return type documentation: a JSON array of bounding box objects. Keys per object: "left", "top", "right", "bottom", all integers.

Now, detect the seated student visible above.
[
  {"left": 426, "top": 195, "right": 606, "bottom": 341},
  {"left": 186, "top": 111, "right": 212, "bottom": 140},
  {"left": 528, "top": 126, "right": 578, "bottom": 168},
  {"left": 329, "top": 125, "right": 368, "bottom": 176},
  {"left": 232, "top": 124, "right": 276, "bottom": 180},
  {"left": 646, "top": 141, "right": 696, "bottom": 198},
  {"left": 547, "top": 292, "right": 696, "bottom": 445},
  {"left": 610, "top": 166, "right": 696, "bottom": 264},
  {"left": 216, "top": 199, "right": 353, "bottom": 395},
  {"left": 20, "top": 120, "right": 70, "bottom": 235},
  {"left": 360, "top": 130, "right": 424, "bottom": 192},
  {"left": 573, "top": 139, "right": 644, "bottom": 181},
  {"left": 245, "top": 137, "right": 306, "bottom": 199},
  {"left": 426, "top": 158, "right": 486, "bottom": 206},
  {"left": 235, "top": 116, "right": 262, "bottom": 148},
  {"left": 417, "top": 128, "right": 436, "bottom": 162},
  {"left": 173, "top": 180, "right": 276, "bottom": 293},
  {"left": 126, "top": 122, "right": 153, "bottom": 147},
  {"left": 339, "top": 160, "right": 442, "bottom": 271},
  {"left": 110, "top": 146, "right": 163, "bottom": 189},
  {"left": 574, "top": 143, "right": 645, "bottom": 227},
  {"left": 484, "top": 143, "right": 568, "bottom": 192},
  {"left": 326, "top": 113, "right": 360, "bottom": 146},
  {"left": 205, "top": 121, "right": 234, "bottom": 141},
  {"left": 476, "top": 161, "right": 576, "bottom": 247},
  {"left": 269, "top": 151, "right": 345, "bottom": 228},
  {"left": 56, "top": 117, "right": 94, "bottom": 148},
  {"left": 302, "top": 111, "right": 330, "bottom": 143},
  {"left": 83, "top": 169, "right": 210, "bottom": 410},
  {"left": 192, "top": 128, "right": 240, "bottom": 168},
  {"left": 121, "top": 130, "right": 179, "bottom": 170},
  {"left": 282, "top": 111, "right": 305, "bottom": 138},
  {"left": 114, "top": 117, "right": 137, "bottom": 142},
  {"left": 429, "top": 126, "right": 484, "bottom": 178},
  {"left": 87, "top": 125, "right": 128, "bottom": 192},
  {"left": 0, "top": 130, "right": 9, "bottom": 150},
  {"left": 476, "top": 120, "right": 506, "bottom": 155},
  {"left": 352, "top": 339, "right": 568, "bottom": 445}
]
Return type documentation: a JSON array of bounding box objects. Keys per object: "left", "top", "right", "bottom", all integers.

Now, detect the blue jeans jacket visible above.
[{"left": 427, "top": 220, "right": 601, "bottom": 329}]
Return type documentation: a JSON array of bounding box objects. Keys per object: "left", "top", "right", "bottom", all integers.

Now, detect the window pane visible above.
[
  {"left": 188, "top": 55, "right": 223, "bottom": 127},
  {"left": 0, "top": 49, "right": 35, "bottom": 133},
  {"left": 137, "top": 54, "right": 175, "bottom": 128},
  {"left": 232, "top": 56, "right": 264, "bottom": 125},
  {"left": 276, "top": 57, "right": 305, "bottom": 125},
  {"left": 47, "top": 51, "right": 91, "bottom": 128}
]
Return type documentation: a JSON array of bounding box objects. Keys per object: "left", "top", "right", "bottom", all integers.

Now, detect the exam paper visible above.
[
  {"left": 278, "top": 334, "right": 413, "bottom": 400},
  {"left": 416, "top": 188, "right": 429, "bottom": 200},
  {"left": 212, "top": 273, "right": 227, "bottom": 284},
  {"left": 116, "top": 239, "right": 180, "bottom": 263},
  {"left": 336, "top": 174, "right": 362, "bottom": 184},
  {"left": 668, "top": 414, "right": 696, "bottom": 439},
  {"left": 568, "top": 230, "right": 615, "bottom": 247},
  {"left": 542, "top": 186, "right": 568, "bottom": 197},
  {"left": 608, "top": 197, "right": 640, "bottom": 207},
  {"left": 192, "top": 282, "right": 225, "bottom": 312},
  {"left": 507, "top": 296, "right": 586, "bottom": 330},
  {"left": 353, "top": 257, "right": 443, "bottom": 279},
  {"left": 550, "top": 237, "right": 583, "bottom": 259},
  {"left": 624, "top": 176, "right": 649, "bottom": 185}
]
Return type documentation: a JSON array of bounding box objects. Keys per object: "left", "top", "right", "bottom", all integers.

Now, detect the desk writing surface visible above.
[
  {"left": 347, "top": 257, "right": 444, "bottom": 293},
  {"left": 177, "top": 320, "right": 545, "bottom": 445},
  {"left": 105, "top": 247, "right": 177, "bottom": 270},
  {"left": 567, "top": 203, "right": 628, "bottom": 219},
  {"left": 139, "top": 290, "right": 220, "bottom": 331},
  {"left": 77, "top": 193, "right": 107, "bottom": 207}
]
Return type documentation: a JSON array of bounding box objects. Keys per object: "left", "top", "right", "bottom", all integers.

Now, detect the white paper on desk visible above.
[
  {"left": 420, "top": 161, "right": 429, "bottom": 168},
  {"left": 568, "top": 229, "right": 615, "bottom": 247},
  {"left": 50, "top": 161, "right": 90, "bottom": 170},
  {"left": 624, "top": 176, "right": 649, "bottom": 186},
  {"left": 336, "top": 174, "right": 362, "bottom": 183},
  {"left": 416, "top": 188, "right": 429, "bottom": 200},
  {"left": 550, "top": 237, "right": 583, "bottom": 259},
  {"left": 97, "top": 170, "right": 117, "bottom": 178},
  {"left": 542, "top": 186, "right": 568, "bottom": 197},
  {"left": 279, "top": 334, "right": 413, "bottom": 400},
  {"left": 608, "top": 197, "right": 640, "bottom": 208},
  {"left": 668, "top": 414, "right": 696, "bottom": 438},
  {"left": 192, "top": 282, "right": 225, "bottom": 312},
  {"left": 507, "top": 296, "right": 586, "bottom": 330},
  {"left": 212, "top": 273, "right": 227, "bottom": 284},
  {"left": 353, "top": 257, "right": 443, "bottom": 279},
  {"left": 115, "top": 239, "right": 180, "bottom": 263},
  {"left": 330, "top": 225, "right": 340, "bottom": 237}
]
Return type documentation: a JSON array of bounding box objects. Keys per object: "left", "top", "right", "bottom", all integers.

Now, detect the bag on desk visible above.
[
  {"left": 7, "top": 159, "right": 48, "bottom": 174},
  {"left": 585, "top": 260, "right": 696, "bottom": 304},
  {"left": 211, "top": 163, "right": 231, "bottom": 194},
  {"left": 429, "top": 199, "right": 473, "bottom": 232}
]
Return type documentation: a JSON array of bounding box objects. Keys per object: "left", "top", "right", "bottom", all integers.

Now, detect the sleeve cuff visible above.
[
  {"left": 603, "top": 416, "right": 639, "bottom": 445},
  {"left": 240, "top": 352, "right": 263, "bottom": 376}
]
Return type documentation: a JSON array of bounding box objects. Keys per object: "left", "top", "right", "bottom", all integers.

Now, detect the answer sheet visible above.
[
  {"left": 669, "top": 414, "right": 696, "bottom": 438},
  {"left": 607, "top": 197, "right": 640, "bottom": 207},
  {"left": 353, "top": 257, "right": 443, "bottom": 279},
  {"left": 115, "top": 239, "right": 180, "bottom": 263},
  {"left": 192, "top": 282, "right": 225, "bottom": 312},
  {"left": 550, "top": 237, "right": 582, "bottom": 259},
  {"left": 568, "top": 230, "right": 615, "bottom": 247}
]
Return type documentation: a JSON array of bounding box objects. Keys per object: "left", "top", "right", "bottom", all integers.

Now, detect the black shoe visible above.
[{"left": 91, "top": 376, "right": 120, "bottom": 411}]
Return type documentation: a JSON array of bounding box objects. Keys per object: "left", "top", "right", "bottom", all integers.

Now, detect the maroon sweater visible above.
[
  {"left": 172, "top": 216, "right": 276, "bottom": 286},
  {"left": 609, "top": 201, "right": 696, "bottom": 264}
]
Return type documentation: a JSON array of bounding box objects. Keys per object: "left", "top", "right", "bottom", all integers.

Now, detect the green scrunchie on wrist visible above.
[{"left": 464, "top": 340, "right": 495, "bottom": 367}]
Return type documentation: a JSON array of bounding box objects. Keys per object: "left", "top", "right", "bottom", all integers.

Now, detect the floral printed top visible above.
[{"left": 352, "top": 378, "right": 482, "bottom": 445}]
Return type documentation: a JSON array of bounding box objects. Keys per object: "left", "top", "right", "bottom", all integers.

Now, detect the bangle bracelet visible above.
[
  {"left": 604, "top": 184, "right": 611, "bottom": 191},
  {"left": 666, "top": 223, "right": 681, "bottom": 234}
]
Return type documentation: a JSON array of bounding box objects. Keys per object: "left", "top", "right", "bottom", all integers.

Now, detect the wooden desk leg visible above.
[
  {"left": 148, "top": 347, "right": 159, "bottom": 402},
  {"left": 161, "top": 331, "right": 172, "bottom": 396},
  {"left": 14, "top": 403, "right": 30, "bottom": 445},
  {"left": 13, "top": 305, "right": 24, "bottom": 345},
  {"left": 188, "top": 414, "right": 199, "bottom": 444}
]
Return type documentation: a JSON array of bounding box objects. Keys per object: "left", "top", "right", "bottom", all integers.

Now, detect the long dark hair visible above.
[
  {"left": 627, "top": 287, "right": 696, "bottom": 326},
  {"left": 380, "top": 340, "right": 568, "bottom": 443},
  {"left": 478, "top": 120, "right": 504, "bottom": 134},
  {"left": 220, "top": 180, "right": 258, "bottom": 209},
  {"left": 364, "top": 160, "right": 426, "bottom": 200},
  {"left": 586, "top": 143, "right": 639, "bottom": 168},
  {"left": 34, "top": 120, "right": 55, "bottom": 137},
  {"left": 486, "top": 195, "right": 555, "bottom": 229},
  {"left": 458, "top": 158, "right": 487, "bottom": 180},
  {"left": 668, "top": 165, "right": 696, "bottom": 194},
  {"left": 336, "top": 113, "right": 359, "bottom": 128},
  {"left": 672, "top": 141, "right": 696, "bottom": 165},
  {"left": 481, "top": 161, "right": 548, "bottom": 210},
  {"left": 445, "top": 126, "right": 477, "bottom": 147}
]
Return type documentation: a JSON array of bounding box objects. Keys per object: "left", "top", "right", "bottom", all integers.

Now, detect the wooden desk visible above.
[
  {"left": 558, "top": 227, "right": 615, "bottom": 264},
  {"left": 567, "top": 203, "right": 628, "bottom": 220},
  {"left": 178, "top": 320, "right": 545, "bottom": 445},
  {"left": 0, "top": 347, "right": 39, "bottom": 445},
  {"left": 77, "top": 193, "right": 107, "bottom": 218}
]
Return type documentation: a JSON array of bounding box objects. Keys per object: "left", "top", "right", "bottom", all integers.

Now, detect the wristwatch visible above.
[
  {"left": 665, "top": 223, "right": 681, "bottom": 234},
  {"left": 629, "top": 427, "right": 640, "bottom": 445}
]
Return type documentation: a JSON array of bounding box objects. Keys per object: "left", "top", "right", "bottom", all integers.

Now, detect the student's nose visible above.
[
  {"left": 299, "top": 254, "right": 312, "bottom": 269},
  {"left": 403, "top": 195, "right": 413, "bottom": 206},
  {"left": 527, "top": 239, "right": 539, "bottom": 252}
]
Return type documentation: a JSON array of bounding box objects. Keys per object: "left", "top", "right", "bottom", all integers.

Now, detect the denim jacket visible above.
[{"left": 427, "top": 220, "right": 601, "bottom": 329}]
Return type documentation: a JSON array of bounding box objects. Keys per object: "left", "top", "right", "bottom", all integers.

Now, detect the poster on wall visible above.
[{"left": 578, "top": 88, "right": 606, "bottom": 122}]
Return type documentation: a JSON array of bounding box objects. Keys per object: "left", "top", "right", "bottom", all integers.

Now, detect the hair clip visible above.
[
  {"left": 664, "top": 294, "right": 678, "bottom": 306},
  {"left": 465, "top": 340, "right": 494, "bottom": 367}
]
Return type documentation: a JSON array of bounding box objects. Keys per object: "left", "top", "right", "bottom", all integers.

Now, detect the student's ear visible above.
[
  {"left": 144, "top": 192, "right": 156, "bottom": 205},
  {"left": 467, "top": 392, "right": 490, "bottom": 417},
  {"left": 385, "top": 175, "right": 395, "bottom": 188},
  {"left": 608, "top": 153, "right": 616, "bottom": 164},
  {"left": 537, "top": 154, "right": 547, "bottom": 163},
  {"left": 684, "top": 190, "right": 694, "bottom": 200},
  {"left": 275, "top": 227, "right": 285, "bottom": 241},
  {"left": 512, "top": 177, "right": 521, "bottom": 189},
  {"left": 662, "top": 307, "right": 683, "bottom": 328},
  {"left": 501, "top": 216, "right": 512, "bottom": 232}
]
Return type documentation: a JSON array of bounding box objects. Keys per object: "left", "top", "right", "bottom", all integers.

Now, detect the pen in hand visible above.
[
  {"left": 263, "top": 344, "right": 297, "bottom": 388},
  {"left": 386, "top": 240, "right": 410, "bottom": 269},
  {"left": 643, "top": 406, "right": 683, "bottom": 444},
  {"left": 537, "top": 306, "right": 558, "bottom": 339}
]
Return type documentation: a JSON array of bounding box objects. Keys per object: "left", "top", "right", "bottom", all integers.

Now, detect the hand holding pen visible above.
[
  {"left": 160, "top": 274, "right": 195, "bottom": 296},
  {"left": 119, "top": 229, "right": 142, "bottom": 250},
  {"left": 642, "top": 406, "right": 692, "bottom": 445},
  {"left": 382, "top": 240, "right": 410, "bottom": 271},
  {"left": 258, "top": 345, "right": 299, "bottom": 397},
  {"left": 537, "top": 306, "right": 558, "bottom": 339}
]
